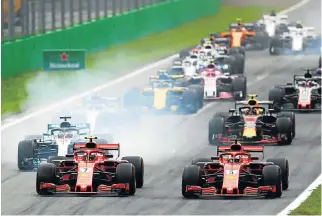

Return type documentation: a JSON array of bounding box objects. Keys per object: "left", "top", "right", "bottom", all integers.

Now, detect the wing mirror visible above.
[
  {"left": 43, "top": 133, "right": 50, "bottom": 136},
  {"left": 211, "top": 156, "right": 219, "bottom": 160},
  {"left": 286, "top": 83, "right": 292, "bottom": 85},
  {"left": 79, "top": 132, "right": 87, "bottom": 136},
  {"left": 229, "top": 109, "right": 236, "bottom": 113},
  {"left": 105, "top": 155, "right": 114, "bottom": 159},
  {"left": 251, "top": 156, "right": 259, "bottom": 160}
]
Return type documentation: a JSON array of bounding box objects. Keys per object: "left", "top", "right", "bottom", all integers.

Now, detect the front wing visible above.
[
  {"left": 185, "top": 185, "right": 276, "bottom": 197},
  {"left": 39, "top": 183, "right": 130, "bottom": 195}
]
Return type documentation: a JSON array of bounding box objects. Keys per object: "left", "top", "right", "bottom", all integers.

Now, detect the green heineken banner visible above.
[{"left": 43, "top": 49, "right": 86, "bottom": 71}]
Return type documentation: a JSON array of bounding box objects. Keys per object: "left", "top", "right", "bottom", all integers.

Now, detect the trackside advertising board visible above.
[{"left": 43, "top": 49, "right": 86, "bottom": 71}]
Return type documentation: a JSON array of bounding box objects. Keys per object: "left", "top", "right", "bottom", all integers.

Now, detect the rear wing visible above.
[
  {"left": 73, "top": 143, "right": 120, "bottom": 158},
  {"left": 47, "top": 123, "right": 90, "bottom": 130},
  {"left": 217, "top": 145, "right": 264, "bottom": 153}
]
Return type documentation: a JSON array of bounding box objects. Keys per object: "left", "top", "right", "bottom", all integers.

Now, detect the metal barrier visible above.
[{"left": 2, "top": 0, "right": 166, "bottom": 42}]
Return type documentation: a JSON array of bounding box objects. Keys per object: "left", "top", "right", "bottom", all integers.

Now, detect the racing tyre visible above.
[
  {"left": 277, "top": 112, "right": 295, "bottom": 138},
  {"left": 266, "top": 158, "right": 289, "bottom": 190},
  {"left": 232, "top": 77, "right": 247, "bottom": 100},
  {"left": 36, "top": 163, "right": 57, "bottom": 195},
  {"left": 182, "top": 165, "right": 202, "bottom": 198},
  {"left": 276, "top": 117, "right": 292, "bottom": 145},
  {"left": 262, "top": 165, "right": 282, "bottom": 198},
  {"left": 181, "top": 89, "right": 199, "bottom": 114},
  {"left": 269, "top": 37, "right": 282, "bottom": 55},
  {"left": 121, "top": 156, "right": 144, "bottom": 188},
  {"left": 116, "top": 163, "right": 136, "bottom": 195},
  {"left": 191, "top": 158, "right": 212, "bottom": 169},
  {"left": 24, "top": 135, "right": 42, "bottom": 140},
  {"left": 189, "top": 84, "right": 204, "bottom": 109},
  {"left": 208, "top": 116, "right": 226, "bottom": 145},
  {"left": 18, "top": 140, "right": 36, "bottom": 170},
  {"left": 268, "top": 88, "right": 284, "bottom": 111},
  {"left": 229, "top": 47, "right": 245, "bottom": 56}
]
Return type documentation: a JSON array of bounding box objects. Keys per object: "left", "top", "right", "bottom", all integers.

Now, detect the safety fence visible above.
[
  {"left": 2, "top": 0, "right": 222, "bottom": 78},
  {"left": 2, "top": 0, "right": 166, "bottom": 42}
]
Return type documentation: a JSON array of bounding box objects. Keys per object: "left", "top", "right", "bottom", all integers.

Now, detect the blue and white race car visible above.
[{"left": 17, "top": 117, "right": 90, "bottom": 170}]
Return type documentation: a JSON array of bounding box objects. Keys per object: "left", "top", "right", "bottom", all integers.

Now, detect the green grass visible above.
[
  {"left": 1, "top": 6, "right": 282, "bottom": 115},
  {"left": 290, "top": 185, "right": 321, "bottom": 215}
]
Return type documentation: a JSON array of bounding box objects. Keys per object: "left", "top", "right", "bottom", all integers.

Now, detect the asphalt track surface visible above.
[{"left": 1, "top": 0, "right": 321, "bottom": 215}]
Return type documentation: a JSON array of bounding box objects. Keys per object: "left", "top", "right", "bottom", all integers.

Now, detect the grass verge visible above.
[
  {"left": 1, "top": 6, "right": 282, "bottom": 115},
  {"left": 290, "top": 185, "right": 321, "bottom": 215}
]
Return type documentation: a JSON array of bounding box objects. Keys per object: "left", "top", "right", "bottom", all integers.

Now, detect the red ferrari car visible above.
[
  {"left": 182, "top": 142, "right": 289, "bottom": 198},
  {"left": 36, "top": 137, "right": 144, "bottom": 196}
]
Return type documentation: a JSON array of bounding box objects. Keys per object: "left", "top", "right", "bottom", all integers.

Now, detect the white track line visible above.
[
  {"left": 0, "top": 54, "right": 178, "bottom": 130},
  {"left": 277, "top": 174, "right": 322, "bottom": 216}
]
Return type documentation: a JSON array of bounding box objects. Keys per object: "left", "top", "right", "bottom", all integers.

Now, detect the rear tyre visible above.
[
  {"left": 277, "top": 112, "right": 295, "bottom": 138},
  {"left": 266, "top": 158, "right": 289, "bottom": 190},
  {"left": 232, "top": 77, "right": 247, "bottom": 100},
  {"left": 121, "top": 156, "right": 144, "bottom": 188},
  {"left": 18, "top": 140, "right": 35, "bottom": 170}
]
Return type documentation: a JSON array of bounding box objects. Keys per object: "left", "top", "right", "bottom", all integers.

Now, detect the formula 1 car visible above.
[
  {"left": 268, "top": 70, "right": 321, "bottom": 112},
  {"left": 211, "top": 23, "right": 268, "bottom": 51},
  {"left": 257, "top": 14, "right": 289, "bottom": 37},
  {"left": 124, "top": 78, "right": 203, "bottom": 114},
  {"left": 208, "top": 94, "right": 295, "bottom": 145},
  {"left": 36, "top": 137, "right": 144, "bottom": 195},
  {"left": 199, "top": 64, "right": 247, "bottom": 100},
  {"left": 18, "top": 117, "right": 90, "bottom": 170},
  {"left": 182, "top": 142, "right": 289, "bottom": 198},
  {"left": 269, "top": 26, "right": 318, "bottom": 55},
  {"left": 149, "top": 66, "right": 185, "bottom": 81}
]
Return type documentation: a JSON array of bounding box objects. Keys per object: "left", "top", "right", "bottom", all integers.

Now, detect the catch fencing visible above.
[{"left": 2, "top": 0, "right": 165, "bottom": 42}]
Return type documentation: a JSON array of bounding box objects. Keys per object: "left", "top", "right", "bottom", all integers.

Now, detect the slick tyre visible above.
[
  {"left": 182, "top": 165, "right": 202, "bottom": 198},
  {"left": 181, "top": 90, "right": 199, "bottom": 114},
  {"left": 277, "top": 112, "right": 295, "bottom": 138},
  {"left": 276, "top": 117, "right": 292, "bottom": 145},
  {"left": 18, "top": 140, "right": 36, "bottom": 170},
  {"left": 266, "top": 158, "right": 289, "bottom": 190},
  {"left": 36, "top": 163, "right": 57, "bottom": 195},
  {"left": 116, "top": 163, "right": 136, "bottom": 195},
  {"left": 121, "top": 156, "right": 144, "bottom": 188},
  {"left": 189, "top": 84, "right": 204, "bottom": 109},
  {"left": 262, "top": 165, "right": 282, "bottom": 198},
  {"left": 232, "top": 77, "right": 247, "bottom": 100},
  {"left": 268, "top": 88, "right": 284, "bottom": 111},
  {"left": 208, "top": 115, "right": 226, "bottom": 145}
]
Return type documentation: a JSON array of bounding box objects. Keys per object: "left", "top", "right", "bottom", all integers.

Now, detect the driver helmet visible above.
[
  {"left": 234, "top": 155, "right": 241, "bottom": 163},
  {"left": 270, "top": 10, "right": 276, "bottom": 16},
  {"left": 236, "top": 18, "right": 243, "bottom": 26},
  {"left": 65, "top": 132, "right": 73, "bottom": 138},
  {"left": 58, "top": 132, "right": 64, "bottom": 139},
  {"left": 295, "top": 21, "right": 302, "bottom": 28},
  {"left": 89, "top": 153, "right": 97, "bottom": 161}
]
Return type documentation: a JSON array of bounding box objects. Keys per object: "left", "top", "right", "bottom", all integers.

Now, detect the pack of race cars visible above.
[{"left": 18, "top": 12, "right": 321, "bottom": 199}]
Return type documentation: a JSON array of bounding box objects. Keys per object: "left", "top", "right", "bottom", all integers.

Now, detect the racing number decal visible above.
[
  {"left": 79, "top": 168, "right": 92, "bottom": 173},
  {"left": 226, "top": 170, "right": 238, "bottom": 175}
]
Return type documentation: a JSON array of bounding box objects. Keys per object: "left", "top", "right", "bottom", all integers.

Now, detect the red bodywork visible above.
[
  {"left": 185, "top": 144, "right": 277, "bottom": 197},
  {"left": 39, "top": 143, "right": 132, "bottom": 195}
]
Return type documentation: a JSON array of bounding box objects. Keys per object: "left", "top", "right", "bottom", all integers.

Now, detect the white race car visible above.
[
  {"left": 259, "top": 14, "right": 289, "bottom": 37},
  {"left": 269, "top": 26, "right": 317, "bottom": 54}
]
